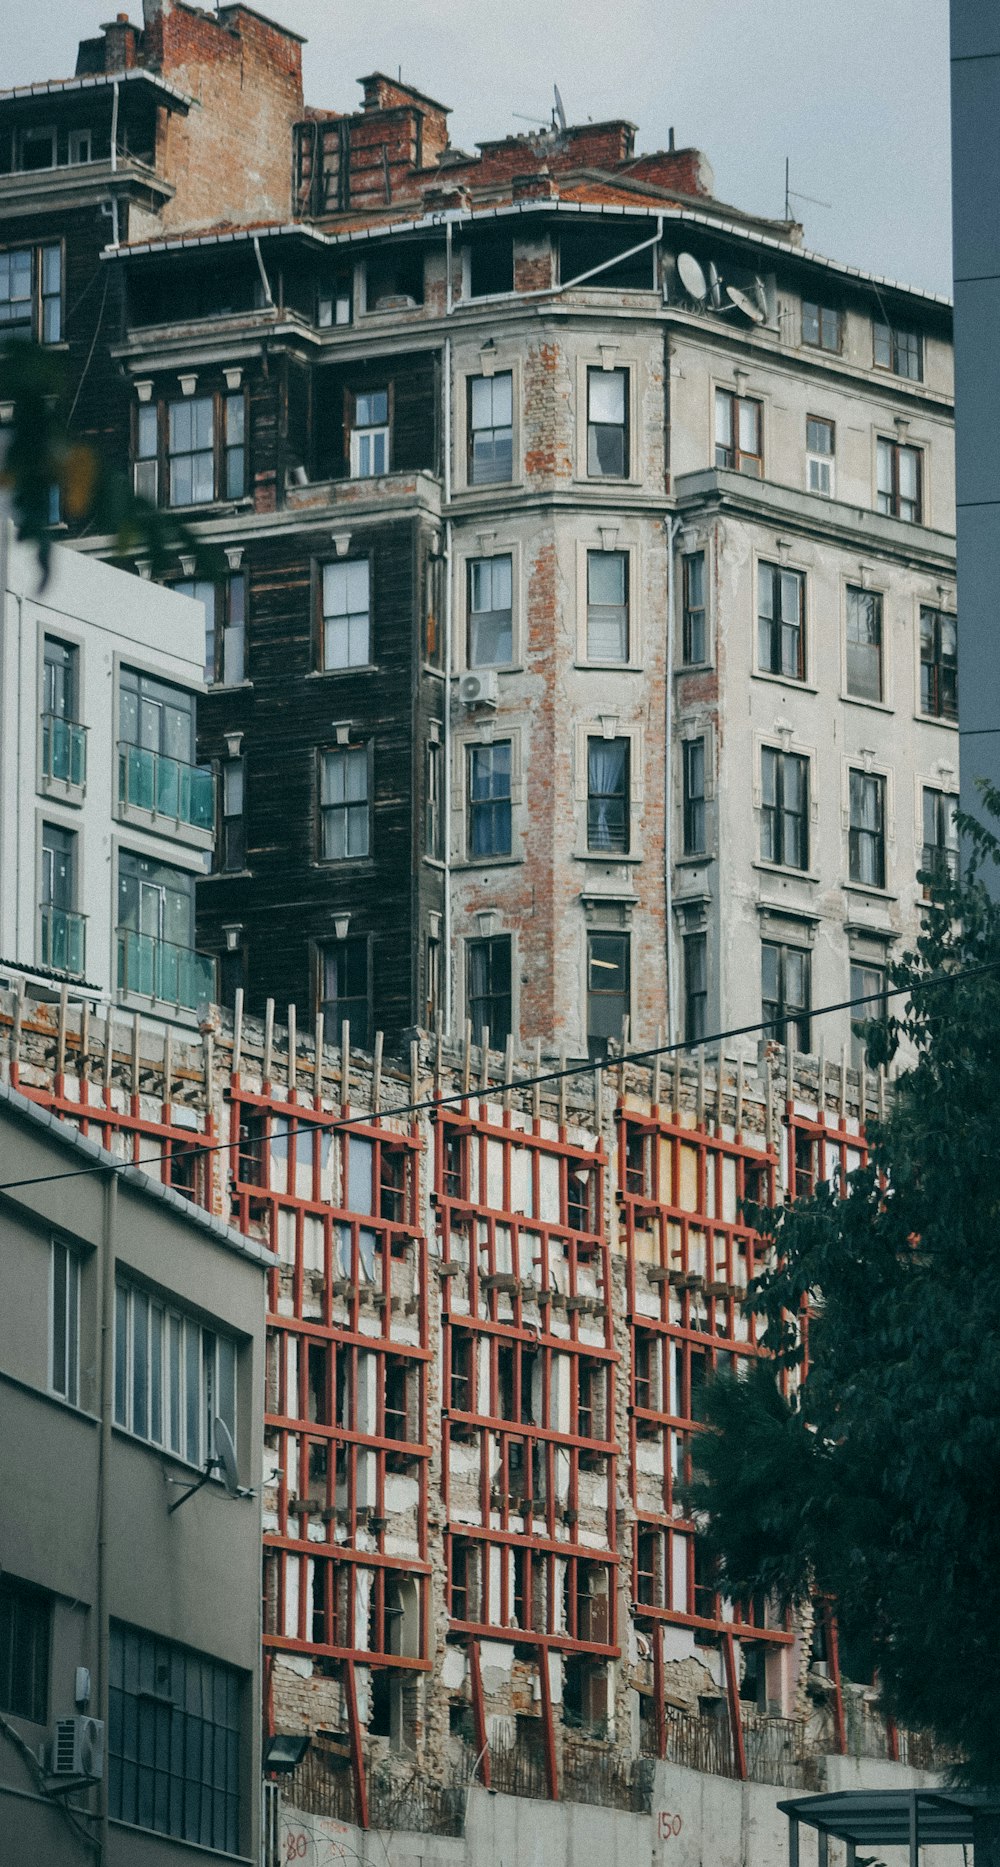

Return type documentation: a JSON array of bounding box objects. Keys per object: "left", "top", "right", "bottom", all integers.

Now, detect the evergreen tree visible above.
[{"left": 689, "top": 805, "right": 1000, "bottom": 1785}]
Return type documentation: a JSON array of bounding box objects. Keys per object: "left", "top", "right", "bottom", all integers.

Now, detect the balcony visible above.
[
  {"left": 117, "top": 741, "right": 214, "bottom": 847},
  {"left": 39, "top": 904, "right": 86, "bottom": 976},
  {"left": 40, "top": 714, "right": 87, "bottom": 798},
  {"left": 117, "top": 927, "right": 215, "bottom": 1012}
]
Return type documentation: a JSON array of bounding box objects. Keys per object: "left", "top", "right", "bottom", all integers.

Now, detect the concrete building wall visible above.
[
  {"left": 951, "top": 2, "right": 1000, "bottom": 854},
  {"left": 0, "top": 521, "right": 208, "bottom": 1013}
]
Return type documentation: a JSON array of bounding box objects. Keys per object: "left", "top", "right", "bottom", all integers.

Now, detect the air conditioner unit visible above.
[
  {"left": 458, "top": 669, "right": 499, "bottom": 710},
  {"left": 51, "top": 1716, "right": 105, "bottom": 1781}
]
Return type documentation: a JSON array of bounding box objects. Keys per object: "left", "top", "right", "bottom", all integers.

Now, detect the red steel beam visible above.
[{"left": 824, "top": 1604, "right": 847, "bottom": 1756}]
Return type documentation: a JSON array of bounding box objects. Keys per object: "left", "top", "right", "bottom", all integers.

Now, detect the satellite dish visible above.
[
  {"left": 214, "top": 1417, "right": 241, "bottom": 1498},
  {"left": 725, "top": 282, "right": 765, "bottom": 325},
  {"left": 677, "top": 252, "right": 707, "bottom": 301},
  {"left": 553, "top": 84, "right": 567, "bottom": 133},
  {"left": 706, "top": 259, "right": 723, "bottom": 308}
]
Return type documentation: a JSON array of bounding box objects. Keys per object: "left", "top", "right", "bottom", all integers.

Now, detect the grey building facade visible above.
[
  {"left": 951, "top": 2, "right": 1000, "bottom": 845},
  {"left": 0, "top": 1079, "right": 273, "bottom": 1865}
]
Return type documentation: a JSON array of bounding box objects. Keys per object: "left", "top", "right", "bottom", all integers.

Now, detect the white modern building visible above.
[{"left": 0, "top": 518, "right": 214, "bottom": 1018}]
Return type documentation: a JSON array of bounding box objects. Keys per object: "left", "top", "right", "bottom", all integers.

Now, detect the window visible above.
[
  {"left": 761, "top": 747, "right": 809, "bottom": 869},
  {"left": 468, "top": 742, "right": 512, "bottom": 858},
  {"left": 41, "top": 636, "right": 84, "bottom": 786},
  {"left": 68, "top": 127, "right": 93, "bottom": 165},
  {"left": 761, "top": 940, "right": 811, "bottom": 1052},
  {"left": 684, "top": 932, "right": 708, "bottom": 1043},
  {"left": 50, "top": 1238, "right": 80, "bottom": 1404},
  {"left": 682, "top": 739, "right": 706, "bottom": 855},
  {"left": 682, "top": 551, "right": 707, "bottom": 665},
  {"left": 846, "top": 586, "right": 883, "bottom": 701},
  {"left": 467, "top": 934, "right": 511, "bottom": 1046},
  {"left": 19, "top": 124, "right": 56, "bottom": 170},
  {"left": 758, "top": 562, "right": 805, "bottom": 679},
  {"left": 108, "top": 1624, "right": 241, "bottom": 1853},
  {"left": 587, "top": 367, "right": 628, "bottom": 477},
  {"left": 135, "top": 404, "right": 158, "bottom": 502},
  {"left": 120, "top": 667, "right": 196, "bottom": 767},
  {"left": 468, "top": 554, "right": 513, "bottom": 666},
  {"left": 320, "top": 747, "right": 369, "bottom": 860},
  {"left": 0, "top": 1576, "right": 50, "bottom": 1724},
  {"left": 0, "top": 243, "right": 61, "bottom": 342},
  {"left": 920, "top": 606, "right": 958, "bottom": 720},
  {"left": 178, "top": 572, "right": 246, "bottom": 687},
  {"left": 322, "top": 559, "right": 370, "bottom": 669},
  {"left": 426, "top": 739, "right": 444, "bottom": 860},
  {"left": 350, "top": 388, "right": 389, "bottom": 477},
  {"left": 317, "top": 270, "right": 353, "bottom": 327},
  {"left": 450, "top": 1540, "right": 481, "bottom": 1622},
  {"left": 223, "top": 393, "right": 245, "bottom": 499},
  {"left": 874, "top": 320, "right": 922, "bottom": 381},
  {"left": 586, "top": 550, "right": 629, "bottom": 661},
  {"left": 118, "top": 668, "right": 209, "bottom": 832},
  {"left": 587, "top": 738, "right": 629, "bottom": 853},
  {"left": 168, "top": 395, "right": 214, "bottom": 506},
  {"left": 802, "top": 301, "right": 841, "bottom": 352},
  {"left": 877, "top": 437, "right": 922, "bottom": 523},
  {"left": 715, "top": 389, "right": 763, "bottom": 476},
  {"left": 365, "top": 248, "right": 423, "bottom": 310},
  {"left": 319, "top": 937, "right": 369, "bottom": 1046},
  {"left": 636, "top": 1530, "right": 661, "bottom": 1607},
  {"left": 587, "top": 931, "right": 630, "bottom": 1059},
  {"left": 40, "top": 821, "right": 83, "bottom": 972},
  {"left": 219, "top": 758, "right": 245, "bottom": 872},
  {"left": 114, "top": 1282, "right": 237, "bottom": 1468},
  {"left": 849, "top": 770, "right": 887, "bottom": 888},
  {"left": 117, "top": 854, "right": 205, "bottom": 1008},
  {"left": 806, "top": 416, "right": 835, "bottom": 495},
  {"left": 922, "top": 788, "right": 959, "bottom": 893},
  {"left": 425, "top": 932, "right": 441, "bottom": 1029},
  {"left": 468, "top": 372, "right": 513, "bottom": 484},
  {"left": 467, "top": 233, "right": 514, "bottom": 298},
  {"left": 850, "top": 961, "right": 887, "bottom": 1068}
]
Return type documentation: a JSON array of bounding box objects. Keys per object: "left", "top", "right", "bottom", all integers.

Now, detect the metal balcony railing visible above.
[
  {"left": 39, "top": 904, "right": 86, "bottom": 975},
  {"left": 41, "top": 713, "right": 87, "bottom": 788},
  {"left": 117, "top": 927, "right": 215, "bottom": 1010},
  {"left": 118, "top": 740, "right": 213, "bottom": 832}
]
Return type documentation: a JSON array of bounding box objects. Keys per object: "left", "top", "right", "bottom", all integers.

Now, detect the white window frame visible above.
[
  {"left": 575, "top": 536, "right": 641, "bottom": 667},
  {"left": 461, "top": 360, "right": 520, "bottom": 493},
  {"left": 573, "top": 719, "right": 644, "bottom": 859},
  {"left": 842, "top": 757, "right": 895, "bottom": 894},
  {"left": 113, "top": 1278, "right": 238, "bottom": 1469},
  {"left": 457, "top": 539, "right": 522, "bottom": 672},
  {"left": 49, "top": 1237, "right": 80, "bottom": 1405},
  {"left": 350, "top": 389, "right": 390, "bottom": 478},
  {"left": 805, "top": 415, "right": 836, "bottom": 498},
  {"left": 574, "top": 352, "right": 640, "bottom": 484},
  {"left": 453, "top": 723, "right": 525, "bottom": 864}
]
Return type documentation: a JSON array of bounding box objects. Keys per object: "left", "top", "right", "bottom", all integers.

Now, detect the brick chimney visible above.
[
  {"left": 512, "top": 166, "right": 557, "bottom": 201},
  {"left": 100, "top": 14, "right": 140, "bottom": 71}
]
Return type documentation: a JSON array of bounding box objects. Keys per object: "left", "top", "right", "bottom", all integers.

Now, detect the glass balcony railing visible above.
[
  {"left": 41, "top": 713, "right": 87, "bottom": 788},
  {"left": 118, "top": 741, "right": 214, "bottom": 832},
  {"left": 39, "top": 904, "right": 86, "bottom": 975},
  {"left": 117, "top": 927, "right": 216, "bottom": 1011}
]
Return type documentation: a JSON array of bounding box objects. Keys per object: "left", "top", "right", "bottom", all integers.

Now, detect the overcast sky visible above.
[{"left": 6, "top": 0, "right": 953, "bottom": 296}]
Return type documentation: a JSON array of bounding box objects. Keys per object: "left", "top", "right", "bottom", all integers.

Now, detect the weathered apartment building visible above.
[
  {"left": 0, "top": 520, "right": 212, "bottom": 1019},
  {"left": 2, "top": 982, "right": 951, "bottom": 1865},
  {"left": 0, "top": 0, "right": 958, "bottom": 1065}
]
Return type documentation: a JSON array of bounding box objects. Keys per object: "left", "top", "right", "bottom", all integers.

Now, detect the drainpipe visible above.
[
  {"left": 664, "top": 515, "right": 682, "bottom": 1044},
  {"left": 442, "top": 333, "right": 454, "bottom": 1038},
  {"left": 96, "top": 1166, "right": 118, "bottom": 1865}
]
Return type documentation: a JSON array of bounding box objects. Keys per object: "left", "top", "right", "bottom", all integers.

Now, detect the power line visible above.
[{"left": 2, "top": 957, "right": 998, "bottom": 1198}]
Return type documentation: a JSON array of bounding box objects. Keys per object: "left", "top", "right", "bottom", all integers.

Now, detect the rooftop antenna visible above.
[
  {"left": 553, "top": 84, "right": 567, "bottom": 133},
  {"left": 784, "top": 156, "right": 831, "bottom": 221},
  {"left": 167, "top": 1417, "right": 253, "bottom": 1514}
]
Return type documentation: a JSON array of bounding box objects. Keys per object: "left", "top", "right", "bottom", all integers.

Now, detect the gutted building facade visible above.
[
  {"left": 3, "top": 981, "right": 950, "bottom": 1853},
  {"left": 0, "top": 0, "right": 957, "bottom": 1060}
]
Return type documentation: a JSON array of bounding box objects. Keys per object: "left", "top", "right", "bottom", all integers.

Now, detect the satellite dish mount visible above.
[{"left": 167, "top": 1417, "right": 253, "bottom": 1514}]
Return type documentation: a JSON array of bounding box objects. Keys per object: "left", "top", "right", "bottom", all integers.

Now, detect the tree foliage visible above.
[
  {"left": 689, "top": 804, "right": 1000, "bottom": 1785},
  {"left": 0, "top": 339, "right": 218, "bottom": 581}
]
